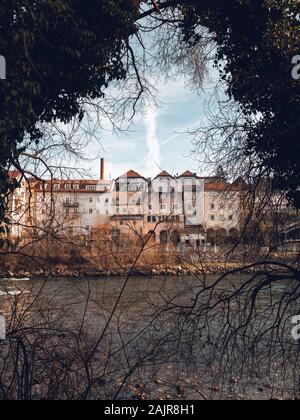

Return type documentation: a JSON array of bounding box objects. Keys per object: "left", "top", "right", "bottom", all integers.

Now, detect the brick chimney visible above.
[{"left": 100, "top": 158, "right": 105, "bottom": 180}]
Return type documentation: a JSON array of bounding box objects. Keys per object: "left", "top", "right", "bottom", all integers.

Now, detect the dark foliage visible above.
[
  {"left": 0, "top": 0, "right": 139, "bottom": 222},
  {"left": 178, "top": 0, "right": 300, "bottom": 207}
]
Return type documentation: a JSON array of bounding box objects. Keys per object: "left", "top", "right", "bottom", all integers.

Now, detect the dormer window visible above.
[{"left": 86, "top": 185, "right": 97, "bottom": 191}]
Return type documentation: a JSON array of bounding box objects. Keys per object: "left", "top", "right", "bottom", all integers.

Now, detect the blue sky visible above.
[{"left": 86, "top": 71, "right": 220, "bottom": 181}]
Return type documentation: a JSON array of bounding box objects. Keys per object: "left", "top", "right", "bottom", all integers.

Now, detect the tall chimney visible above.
[{"left": 100, "top": 158, "right": 105, "bottom": 180}]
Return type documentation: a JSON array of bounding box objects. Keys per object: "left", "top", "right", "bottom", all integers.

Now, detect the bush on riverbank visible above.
[{"left": 0, "top": 234, "right": 298, "bottom": 279}]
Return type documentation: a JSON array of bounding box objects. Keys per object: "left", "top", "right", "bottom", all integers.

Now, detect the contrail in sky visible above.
[{"left": 144, "top": 108, "right": 161, "bottom": 176}]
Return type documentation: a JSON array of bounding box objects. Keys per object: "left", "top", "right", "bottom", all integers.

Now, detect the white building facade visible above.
[{"left": 6, "top": 164, "right": 244, "bottom": 246}]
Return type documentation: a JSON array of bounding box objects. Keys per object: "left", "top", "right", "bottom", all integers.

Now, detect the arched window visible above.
[
  {"left": 171, "top": 230, "right": 181, "bottom": 245},
  {"left": 160, "top": 230, "right": 168, "bottom": 244}
]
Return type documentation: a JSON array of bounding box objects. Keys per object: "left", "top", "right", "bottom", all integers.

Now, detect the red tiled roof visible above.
[
  {"left": 204, "top": 182, "right": 241, "bottom": 192},
  {"left": 31, "top": 179, "right": 109, "bottom": 194},
  {"left": 119, "top": 170, "right": 145, "bottom": 179},
  {"left": 179, "top": 170, "right": 197, "bottom": 178},
  {"left": 155, "top": 171, "right": 173, "bottom": 178},
  {"left": 8, "top": 170, "right": 22, "bottom": 180}
]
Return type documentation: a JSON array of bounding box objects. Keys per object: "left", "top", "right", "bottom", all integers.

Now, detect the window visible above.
[
  {"left": 211, "top": 204, "right": 215, "bottom": 210},
  {"left": 196, "top": 240, "right": 201, "bottom": 247},
  {"left": 210, "top": 215, "right": 215, "bottom": 221},
  {"left": 220, "top": 204, "right": 225, "bottom": 210},
  {"left": 229, "top": 215, "right": 233, "bottom": 221},
  {"left": 127, "top": 183, "right": 141, "bottom": 192},
  {"left": 86, "top": 185, "right": 97, "bottom": 191},
  {"left": 65, "top": 184, "right": 71, "bottom": 190},
  {"left": 54, "top": 184, "right": 60, "bottom": 191},
  {"left": 89, "top": 197, "right": 93, "bottom": 203},
  {"left": 89, "top": 209, "right": 93, "bottom": 214},
  {"left": 219, "top": 215, "right": 226, "bottom": 222}
]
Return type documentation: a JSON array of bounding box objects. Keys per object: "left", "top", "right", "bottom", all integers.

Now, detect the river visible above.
[{"left": 0, "top": 274, "right": 299, "bottom": 400}]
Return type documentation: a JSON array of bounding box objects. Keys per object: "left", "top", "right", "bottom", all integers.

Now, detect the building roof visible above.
[
  {"left": 155, "top": 170, "right": 173, "bottom": 179},
  {"left": 118, "top": 170, "right": 146, "bottom": 180},
  {"left": 182, "top": 225, "right": 206, "bottom": 234},
  {"left": 8, "top": 170, "right": 22, "bottom": 180},
  {"left": 204, "top": 182, "right": 241, "bottom": 192},
  {"left": 31, "top": 179, "right": 110, "bottom": 194},
  {"left": 179, "top": 170, "right": 197, "bottom": 178}
]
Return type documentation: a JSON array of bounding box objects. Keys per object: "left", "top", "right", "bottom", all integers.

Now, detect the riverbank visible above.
[{"left": 0, "top": 261, "right": 290, "bottom": 280}]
